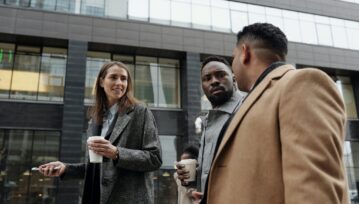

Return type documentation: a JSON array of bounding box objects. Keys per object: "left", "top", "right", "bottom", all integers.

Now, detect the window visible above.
[
  {"left": 192, "top": 3, "right": 211, "bottom": 29},
  {"left": 335, "top": 76, "right": 358, "bottom": 119},
  {"left": 0, "top": 43, "right": 67, "bottom": 102},
  {"left": 344, "top": 141, "right": 359, "bottom": 203},
  {"left": 11, "top": 46, "right": 41, "bottom": 100},
  {"left": 171, "top": 0, "right": 191, "bottom": 27},
  {"left": 153, "top": 135, "right": 179, "bottom": 203},
  {"left": 211, "top": 6, "right": 230, "bottom": 32},
  {"left": 0, "top": 129, "right": 60, "bottom": 204},
  {"left": 230, "top": 11, "right": 248, "bottom": 33},
  {"left": 81, "top": 0, "right": 104, "bottom": 16},
  {"left": 283, "top": 11, "right": 301, "bottom": 43},
  {"left": 150, "top": 0, "right": 171, "bottom": 25},
  {"left": 30, "top": 0, "right": 56, "bottom": 10},
  {"left": 38, "top": 47, "right": 67, "bottom": 102},
  {"left": 84, "top": 53, "right": 181, "bottom": 108},
  {"left": 105, "top": 0, "right": 127, "bottom": 19},
  {"left": 0, "top": 43, "right": 15, "bottom": 98},
  {"left": 128, "top": 0, "right": 149, "bottom": 21}
]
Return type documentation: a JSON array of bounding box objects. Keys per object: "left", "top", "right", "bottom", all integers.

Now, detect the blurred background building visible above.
[{"left": 0, "top": 0, "right": 359, "bottom": 203}]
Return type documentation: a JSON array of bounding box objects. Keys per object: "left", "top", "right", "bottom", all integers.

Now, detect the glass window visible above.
[
  {"left": 30, "top": 0, "right": 56, "bottom": 10},
  {"left": 135, "top": 56, "right": 158, "bottom": 107},
  {"left": 153, "top": 136, "right": 178, "bottom": 203},
  {"left": 105, "top": 0, "right": 127, "bottom": 19},
  {"left": 265, "top": 7, "right": 282, "bottom": 17},
  {"left": 266, "top": 15, "right": 284, "bottom": 32},
  {"left": 158, "top": 135, "right": 178, "bottom": 168},
  {"left": 171, "top": 0, "right": 191, "bottom": 27},
  {"left": 346, "top": 28, "right": 359, "bottom": 50},
  {"left": 150, "top": 0, "right": 170, "bottom": 25},
  {"left": 84, "top": 51, "right": 111, "bottom": 104},
  {"left": 55, "top": 0, "right": 74, "bottom": 13},
  {"left": 344, "top": 141, "right": 359, "bottom": 203},
  {"left": 0, "top": 129, "right": 60, "bottom": 204},
  {"left": 229, "top": 1, "right": 247, "bottom": 11},
  {"left": 248, "top": 12, "right": 266, "bottom": 24},
  {"left": 158, "top": 66, "right": 180, "bottom": 108},
  {"left": 300, "top": 21, "right": 318, "bottom": 44},
  {"left": 128, "top": 0, "right": 149, "bottom": 21},
  {"left": 230, "top": 11, "right": 248, "bottom": 33},
  {"left": 37, "top": 47, "right": 67, "bottom": 102},
  {"left": 335, "top": 76, "right": 358, "bottom": 119},
  {"left": 81, "top": 0, "right": 104, "bottom": 16},
  {"left": 316, "top": 23, "right": 333, "bottom": 46},
  {"left": 332, "top": 26, "right": 348, "bottom": 49},
  {"left": 283, "top": 18, "right": 302, "bottom": 42},
  {"left": 211, "top": 7, "right": 230, "bottom": 32},
  {"left": 10, "top": 46, "right": 41, "bottom": 100},
  {"left": 0, "top": 43, "right": 15, "bottom": 99},
  {"left": 5, "top": 0, "right": 30, "bottom": 6},
  {"left": 192, "top": 4, "right": 211, "bottom": 29},
  {"left": 247, "top": 4, "right": 265, "bottom": 14}
]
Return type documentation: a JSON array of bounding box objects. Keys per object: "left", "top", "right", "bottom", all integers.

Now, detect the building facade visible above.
[{"left": 0, "top": 0, "right": 359, "bottom": 203}]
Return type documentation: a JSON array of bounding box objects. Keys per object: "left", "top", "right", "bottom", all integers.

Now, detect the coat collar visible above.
[
  {"left": 108, "top": 105, "right": 135, "bottom": 143},
  {"left": 213, "top": 64, "right": 295, "bottom": 161}
]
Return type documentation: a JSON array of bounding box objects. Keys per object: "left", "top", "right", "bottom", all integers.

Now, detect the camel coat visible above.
[{"left": 206, "top": 65, "right": 348, "bottom": 204}]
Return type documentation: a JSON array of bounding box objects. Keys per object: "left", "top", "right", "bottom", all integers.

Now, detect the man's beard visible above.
[{"left": 208, "top": 90, "right": 233, "bottom": 107}]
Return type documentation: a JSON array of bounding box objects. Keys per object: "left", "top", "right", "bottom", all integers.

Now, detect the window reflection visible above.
[
  {"left": 38, "top": 47, "right": 67, "bottom": 102},
  {"left": 0, "top": 43, "right": 15, "bottom": 99},
  {"left": 334, "top": 76, "right": 358, "bottom": 119},
  {"left": 344, "top": 141, "right": 359, "bottom": 203},
  {"left": 171, "top": 0, "right": 191, "bottom": 27},
  {"left": 30, "top": 0, "right": 56, "bottom": 10},
  {"left": 10, "top": 46, "right": 41, "bottom": 100},
  {"left": 150, "top": 0, "right": 170, "bottom": 25},
  {"left": 3, "top": 0, "right": 359, "bottom": 51},
  {"left": 81, "top": 0, "right": 104, "bottom": 16},
  {"left": 0, "top": 43, "right": 67, "bottom": 102},
  {"left": 128, "top": 0, "right": 149, "bottom": 20},
  {"left": 0, "top": 129, "right": 60, "bottom": 204}
]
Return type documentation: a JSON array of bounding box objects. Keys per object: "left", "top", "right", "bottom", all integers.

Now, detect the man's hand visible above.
[
  {"left": 176, "top": 163, "right": 190, "bottom": 186},
  {"left": 191, "top": 191, "right": 203, "bottom": 203}
]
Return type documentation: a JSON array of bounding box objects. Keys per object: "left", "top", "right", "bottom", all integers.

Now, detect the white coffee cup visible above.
[
  {"left": 178, "top": 159, "right": 197, "bottom": 182},
  {"left": 87, "top": 136, "right": 104, "bottom": 163}
]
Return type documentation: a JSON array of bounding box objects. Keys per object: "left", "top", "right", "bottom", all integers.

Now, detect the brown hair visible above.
[{"left": 89, "top": 61, "right": 139, "bottom": 124}]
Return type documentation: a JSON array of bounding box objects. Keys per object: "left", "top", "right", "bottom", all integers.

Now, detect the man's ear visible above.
[{"left": 240, "top": 44, "right": 250, "bottom": 65}]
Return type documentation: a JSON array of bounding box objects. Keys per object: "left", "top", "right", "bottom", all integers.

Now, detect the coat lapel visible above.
[
  {"left": 108, "top": 108, "right": 133, "bottom": 144},
  {"left": 214, "top": 65, "right": 295, "bottom": 161}
]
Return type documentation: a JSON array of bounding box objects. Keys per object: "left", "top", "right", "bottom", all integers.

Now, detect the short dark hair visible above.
[
  {"left": 201, "top": 55, "right": 231, "bottom": 71},
  {"left": 237, "top": 23, "right": 288, "bottom": 61},
  {"left": 183, "top": 145, "right": 199, "bottom": 159}
]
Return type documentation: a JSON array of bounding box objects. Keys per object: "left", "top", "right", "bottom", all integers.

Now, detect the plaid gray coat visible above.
[{"left": 63, "top": 104, "right": 162, "bottom": 204}]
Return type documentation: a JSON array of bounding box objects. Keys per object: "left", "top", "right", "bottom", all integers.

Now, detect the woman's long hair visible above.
[{"left": 89, "top": 61, "right": 139, "bottom": 124}]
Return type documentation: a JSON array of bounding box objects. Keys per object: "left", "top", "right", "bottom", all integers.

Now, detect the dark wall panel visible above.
[{"left": 0, "top": 101, "right": 62, "bottom": 130}]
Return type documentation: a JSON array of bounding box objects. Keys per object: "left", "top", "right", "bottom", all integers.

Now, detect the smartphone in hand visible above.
[{"left": 31, "top": 166, "right": 61, "bottom": 171}]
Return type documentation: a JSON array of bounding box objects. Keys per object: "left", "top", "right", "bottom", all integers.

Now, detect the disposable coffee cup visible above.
[
  {"left": 87, "top": 136, "right": 103, "bottom": 163},
  {"left": 178, "top": 159, "right": 196, "bottom": 182}
]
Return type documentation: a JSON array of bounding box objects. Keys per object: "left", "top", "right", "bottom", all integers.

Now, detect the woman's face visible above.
[{"left": 100, "top": 65, "right": 128, "bottom": 107}]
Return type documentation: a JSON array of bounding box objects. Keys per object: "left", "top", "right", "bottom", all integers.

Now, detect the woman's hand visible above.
[
  {"left": 38, "top": 161, "right": 66, "bottom": 177},
  {"left": 87, "top": 137, "right": 118, "bottom": 160}
]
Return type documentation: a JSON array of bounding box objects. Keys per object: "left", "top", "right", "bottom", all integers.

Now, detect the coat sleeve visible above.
[
  {"left": 116, "top": 106, "right": 162, "bottom": 172},
  {"left": 279, "top": 69, "right": 348, "bottom": 204},
  {"left": 61, "top": 163, "right": 86, "bottom": 180}
]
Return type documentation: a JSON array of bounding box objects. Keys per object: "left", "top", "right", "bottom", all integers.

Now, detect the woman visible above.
[{"left": 38, "top": 61, "right": 162, "bottom": 204}]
